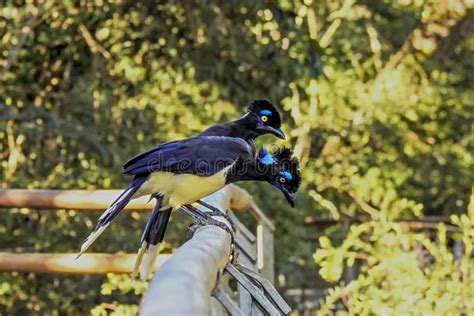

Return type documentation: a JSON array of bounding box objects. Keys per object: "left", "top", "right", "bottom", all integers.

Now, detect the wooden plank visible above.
[
  {"left": 235, "top": 264, "right": 291, "bottom": 314},
  {"left": 238, "top": 281, "right": 253, "bottom": 316},
  {"left": 217, "top": 273, "right": 240, "bottom": 305},
  {"left": 225, "top": 264, "right": 281, "bottom": 316},
  {"left": 228, "top": 211, "right": 256, "bottom": 242},
  {"left": 236, "top": 253, "right": 255, "bottom": 315},
  {"left": 210, "top": 296, "right": 228, "bottom": 316},
  {"left": 252, "top": 303, "right": 263, "bottom": 316},
  {"left": 236, "top": 234, "right": 257, "bottom": 261},
  {"left": 257, "top": 223, "right": 275, "bottom": 283},
  {"left": 0, "top": 185, "right": 252, "bottom": 212},
  {"left": 0, "top": 253, "right": 169, "bottom": 275},
  {"left": 213, "top": 287, "right": 243, "bottom": 316},
  {"left": 0, "top": 189, "right": 154, "bottom": 211},
  {"left": 236, "top": 255, "right": 263, "bottom": 316}
]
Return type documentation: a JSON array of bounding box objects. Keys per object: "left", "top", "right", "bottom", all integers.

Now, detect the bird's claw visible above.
[
  {"left": 197, "top": 216, "right": 236, "bottom": 264},
  {"left": 187, "top": 222, "right": 202, "bottom": 234},
  {"left": 180, "top": 204, "right": 236, "bottom": 263},
  {"left": 196, "top": 200, "right": 236, "bottom": 231}
]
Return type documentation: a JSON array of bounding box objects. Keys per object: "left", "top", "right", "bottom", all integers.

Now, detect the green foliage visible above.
[
  {"left": 315, "top": 191, "right": 474, "bottom": 315},
  {"left": 0, "top": 0, "right": 473, "bottom": 314},
  {"left": 89, "top": 274, "right": 147, "bottom": 316}
]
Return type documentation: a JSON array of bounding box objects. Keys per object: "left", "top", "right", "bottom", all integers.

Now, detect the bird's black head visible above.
[
  {"left": 241, "top": 99, "right": 285, "bottom": 140},
  {"left": 256, "top": 147, "right": 302, "bottom": 207}
]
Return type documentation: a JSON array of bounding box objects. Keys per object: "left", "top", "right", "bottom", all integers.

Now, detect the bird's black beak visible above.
[
  {"left": 281, "top": 188, "right": 295, "bottom": 207},
  {"left": 265, "top": 126, "right": 286, "bottom": 140}
]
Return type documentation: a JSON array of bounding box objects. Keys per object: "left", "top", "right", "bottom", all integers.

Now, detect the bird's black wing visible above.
[
  {"left": 122, "top": 136, "right": 253, "bottom": 176},
  {"left": 123, "top": 140, "right": 180, "bottom": 171}
]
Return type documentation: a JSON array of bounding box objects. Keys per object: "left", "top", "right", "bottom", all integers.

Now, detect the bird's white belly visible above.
[{"left": 135, "top": 168, "right": 230, "bottom": 208}]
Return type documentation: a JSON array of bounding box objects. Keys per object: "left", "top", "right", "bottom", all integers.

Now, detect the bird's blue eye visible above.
[
  {"left": 281, "top": 171, "right": 293, "bottom": 181},
  {"left": 259, "top": 110, "right": 272, "bottom": 116}
]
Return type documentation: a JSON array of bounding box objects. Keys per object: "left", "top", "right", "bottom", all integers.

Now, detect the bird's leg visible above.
[
  {"left": 196, "top": 200, "right": 235, "bottom": 231},
  {"left": 179, "top": 204, "right": 237, "bottom": 262},
  {"left": 182, "top": 204, "right": 237, "bottom": 263},
  {"left": 179, "top": 205, "right": 202, "bottom": 222},
  {"left": 180, "top": 204, "right": 235, "bottom": 242},
  {"left": 179, "top": 206, "right": 208, "bottom": 234},
  {"left": 196, "top": 199, "right": 226, "bottom": 216}
]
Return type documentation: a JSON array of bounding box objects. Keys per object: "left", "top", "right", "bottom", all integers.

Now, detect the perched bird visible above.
[
  {"left": 129, "top": 99, "right": 289, "bottom": 277},
  {"left": 77, "top": 99, "right": 291, "bottom": 278},
  {"left": 200, "top": 99, "right": 285, "bottom": 141},
  {"left": 77, "top": 135, "right": 301, "bottom": 279}
]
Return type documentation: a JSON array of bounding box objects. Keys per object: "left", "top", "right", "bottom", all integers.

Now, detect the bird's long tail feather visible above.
[
  {"left": 133, "top": 197, "right": 172, "bottom": 280},
  {"left": 76, "top": 175, "right": 148, "bottom": 258}
]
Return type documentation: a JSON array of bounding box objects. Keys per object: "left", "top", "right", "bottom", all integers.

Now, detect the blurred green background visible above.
[{"left": 1, "top": 0, "right": 473, "bottom": 315}]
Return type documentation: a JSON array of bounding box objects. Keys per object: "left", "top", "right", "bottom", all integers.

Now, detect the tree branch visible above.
[{"left": 78, "top": 23, "right": 112, "bottom": 60}]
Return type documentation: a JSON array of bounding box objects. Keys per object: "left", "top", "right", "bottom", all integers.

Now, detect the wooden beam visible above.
[
  {"left": 0, "top": 185, "right": 253, "bottom": 212},
  {"left": 0, "top": 186, "right": 277, "bottom": 238},
  {"left": 0, "top": 189, "right": 152, "bottom": 211},
  {"left": 0, "top": 253, "right": 169, "bottom": 275},
  {"left": 225, "top": 264, "right": 282, "bottom": 315}
]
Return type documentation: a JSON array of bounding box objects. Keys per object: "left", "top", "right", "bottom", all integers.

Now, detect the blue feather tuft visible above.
[
  {"left": 259, "top": 109, "right": 272, "bottom": 116},
  {"left": 258, "top": 149, "right": 275, "bottom": 165}
]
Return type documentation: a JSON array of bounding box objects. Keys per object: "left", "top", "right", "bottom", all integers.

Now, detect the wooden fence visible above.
[{"left": 0, "top": 185, "right": 290, "bottom": 315}]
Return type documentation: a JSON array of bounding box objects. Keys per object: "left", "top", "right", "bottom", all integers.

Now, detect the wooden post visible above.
[
  {"left": 253, "top": 201, "right": 276, "bottom": 284},
  {"left": 257, "top": 222, "right": 275, "bottom": 283}
]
